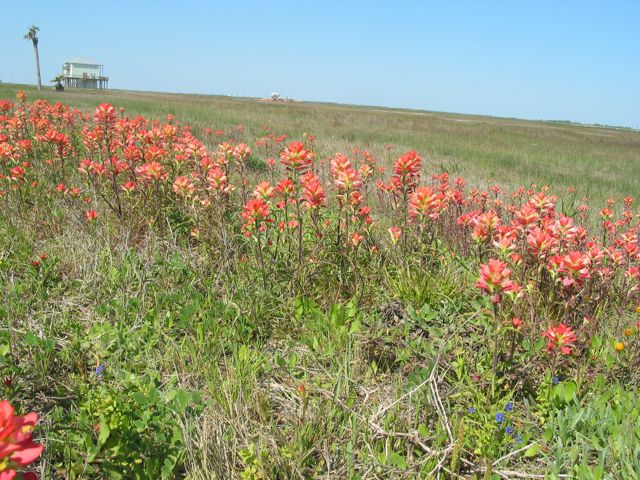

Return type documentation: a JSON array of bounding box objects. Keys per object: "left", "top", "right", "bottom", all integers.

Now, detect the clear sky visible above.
[{"left": 3, "top": 1, "right": 639, "bottom": 127}]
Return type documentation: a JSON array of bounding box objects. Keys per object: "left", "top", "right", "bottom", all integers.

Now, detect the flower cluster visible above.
[{"left": 1, "top": 93, "right": 639, "bottom": 379}]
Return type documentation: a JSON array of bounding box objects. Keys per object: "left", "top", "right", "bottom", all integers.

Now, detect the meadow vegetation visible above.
[
  {"left": 0, "top": 86, "right": 639, "bottom": 479},
  {"left": 1, "top": 83, "right": 638, "bottom": 211}
]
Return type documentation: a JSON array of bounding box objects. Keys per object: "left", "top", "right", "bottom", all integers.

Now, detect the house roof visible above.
[{"left": 64, "top": 57, "right": 102, "bottom": 66}]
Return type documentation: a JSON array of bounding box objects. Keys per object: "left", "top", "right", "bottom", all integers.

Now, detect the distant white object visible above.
[
  {"left": 61, "top": 57, "right": 108, "bottom": 89},
  {"left": 271, "top": 92, "right": 282, "bottom": 100}
]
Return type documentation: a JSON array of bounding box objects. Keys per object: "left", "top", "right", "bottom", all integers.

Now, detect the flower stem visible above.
[{"left": 491, "top": 302, "right": 500, "bottom": 397}]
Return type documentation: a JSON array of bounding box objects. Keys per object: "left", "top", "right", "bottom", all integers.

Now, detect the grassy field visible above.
[
  {"left": 1, "top": 85, "right": 640, "bottom": 479},
  {"left": 1, "top": 83, "right": 638, "bottom": 210}
]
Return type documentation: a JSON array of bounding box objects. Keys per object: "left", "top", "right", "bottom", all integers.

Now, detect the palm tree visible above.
[{"left": 24, "top": 25, "right": 42, "bottom": 90}]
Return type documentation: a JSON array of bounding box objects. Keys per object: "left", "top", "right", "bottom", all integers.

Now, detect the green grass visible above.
[{"left": 2, "top": 82, "right": 638, "bottom": 209}]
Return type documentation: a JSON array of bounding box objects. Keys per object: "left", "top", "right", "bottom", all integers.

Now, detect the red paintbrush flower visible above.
[
  {"left": 252, "top": 181, "right": 275, "bottom": 201},
  {"left": 241, "top": 198, "right": 272, "bottom": 225},
  {"left": 543, "top": 323, "right": 577, "bottom": 355},
  {"left": 388, "top": 226, "right": 402, "bottom": 244},
  {"left": 206, "top": 166, "right": 233, "bottom": 195},
  {"left": 471, "top": 210, "right": 501, "bottom": 242},
  {"left": 409, "top": 186, "right": 445, "bottom": 223},
  {"left": 555, "top": 251, "right": 591, "bottom": 288},
  {"left": 233, "top": 143, "right": 251, "bottom": 163},
  {"left": 476, "top": 259, "right": 521, "bottom": 303},
  {"left": 94, "top": 103, "right": 116, "bottom": 127},
  {"left": 527, "top": 226, "right": 557, "bottom": 256},
  {"left": 0, "top": 400, "right": 44, "bottom": 478},
  {"left": 280, "top": 141, "right": 314, "bottom": 174},
  {"left": 390, "top": 150, "right": 421, "bottom": 194},
  {"left": 172, "top": 176, "right": 196, "bottom": 197},
  {"left": 121, "top": 181, "right": 136, "bottom": 193},
  {"left": 301, "top": 172, "right": 325, "bottom": 209}
]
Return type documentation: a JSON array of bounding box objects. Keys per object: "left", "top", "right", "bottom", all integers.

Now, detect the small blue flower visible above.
[
  {"left": 552, "top": 375, "right": 559, "bottom": 385},
  {"left": 468, "top": 407, "right": 476, "bottom": 414},
  {"left": 505, "top": 426, "right": 514, "bottom": 435},
  {"left": 505, "top": 402, "right": 513, "bottom": 412},
  {"left": 495, "top": 412, "right": 505, "bottom": 423},
  {"left": 515, "top": 433, "right": 523, "bottom": 444},
  {"left": 95, "top": 364, "right": 105, "bottom": 376}
]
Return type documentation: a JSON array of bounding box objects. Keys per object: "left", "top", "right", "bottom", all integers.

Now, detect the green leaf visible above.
[
  {"left": 172, "top": 388, "right": 191, "bottom": 413},
  {"left": 593, "top": 464, "right": 604, "bottom": 479},
  {"left": 348, "top": 319, "right": 361, "bottom": 335},
  {"left": 533, "top": 337, "right": 545, "bottom": 352},
  {"left": 346, "top": 299, "right": 358, "bottom": 319},
  {"left": 238, "top": 344, "right": 249, "bottom": 362},
  {"left": 387, "top": 451, "right": 407, "bottom": 468},
  {"left": 132, "top": 391, "right": 148, "bottom": 406},
  {"left": 287, "top": 352, "right": 297, "bottom": 370},
  {"left": 98, "top": 416, "right": 111, "bottom": 445},
  {"left": 294, "top": 297, "right": 304, "bottom": 320},
  {"left": 24, "top": 331, "right": 40, "bottom": 346},
  {"left": 543, "top": 427, "right": 553, "bottom": 442},
  {"left": 524, "top": 444, "right": 541, "bottom": 458},
  {"left": 563, "top": 380, "right": 578, "bottom": 402}
]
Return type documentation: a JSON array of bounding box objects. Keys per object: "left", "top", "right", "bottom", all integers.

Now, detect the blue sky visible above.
[{"left": 3, "top": 1, "right": 639, "bottom": 127}]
